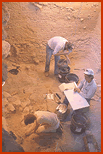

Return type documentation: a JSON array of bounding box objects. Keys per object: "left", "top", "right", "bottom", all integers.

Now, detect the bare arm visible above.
[
  {"left": 54, "top": 51, "right": 69, "bottom": 56},
  {"left": 74, "top": 87, "right": 81, "bottom": 93},
  {"left": 25, "top": 120, "right": 39, "bottom": 137},
  {"left": 64, "top": 55, "right": 71, "bottom": 64}
]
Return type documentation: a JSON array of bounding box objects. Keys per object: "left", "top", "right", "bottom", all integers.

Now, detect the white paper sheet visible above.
[
  {"left": 64, "top": 89, "right": 90, "bottom": 110},
  {"left": 59, "top": 82, "right": 77, "bottom": 92}
]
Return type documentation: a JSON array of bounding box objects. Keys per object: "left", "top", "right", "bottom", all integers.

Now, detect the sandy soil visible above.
[{"left": 2, "top": 2, "right": 101, "bottom": 152}]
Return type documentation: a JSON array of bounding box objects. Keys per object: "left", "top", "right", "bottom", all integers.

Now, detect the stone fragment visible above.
[
  {"left": 67, "top": 16, "right": 71, "bottom": 20},
  {"left": 2, "top": 116, "right": 9, "bottom": 132},
  {"left": 7, "top": 104, "right": 15, "bottom": 112},
  {"left": 7, "top": 95, "right": 21, "bottom": 106},
  {"left": 2, "top": 3, "right": 10, "bottom": 26},
  {"left": 29, "top": 93, "right": 36, "bottom": 100},
  {"left": 83, "top": 26, "right": 86, "bottom": 29},
  {"left": 25, "top": 98, "right": 31, "bottom": 105},
  {"left": 30, "top": 110, "right": 34, "bottom": 113},
  {"left": 29, "top": 106, "right": 33, "bottom": 110},
  {"left": 2, "top": 98, "right": 8, "bottom": 107},
  {"left": 13, "top": 99, "right": 21, "bottom": 106},
  {"left": 3, "top": 91, "right": 11, "bottom": 98},
  {"left": 70, "top": 7, "right": 74, "bottom": 11},
  {"left": 21, "top": 102, "right": 28, "bottom": 108},
  {"left": 2, "top": 62, "right": 8, "bottom": 82},
  {"left": 81, "top": 18, "right": 84, "bottom": 21},
  {"left": 19, "top": 107, "right": 23, "bottom": 112},
  {"left": 31, "top": 2, "right": 42, "bottom": 9},
  {"left": 11, "top": 91, "right": 18, "bottom": 96},
  {"left": 2, "top": 27, "right": 7, "bottom": 40},
  {"left": 2, "top": 40, "right": 11, "bottom": 60},
  {"left": 38, "top": 2, "right": 48, "bottom": 6},
  {"left": 33, "top": 58, "right": 39, "bottom": 64},
  {"left": 7, "top": 97, "right": 17, "bottom": 103},
  {"left": 23, "top": 107, "right": 29, "bottom": 113}
]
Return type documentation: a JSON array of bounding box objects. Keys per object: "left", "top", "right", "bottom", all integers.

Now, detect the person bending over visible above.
[
  {"left": 24, "top": 111, "right": 62, "bottom": 136},
  {"left": 45, "top": 36, "right": 73, "bottom": 77}
]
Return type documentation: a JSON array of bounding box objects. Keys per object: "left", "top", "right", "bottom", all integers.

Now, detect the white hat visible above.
[{"left": 84, "top": 69, "right": 94, "bottom": 76}]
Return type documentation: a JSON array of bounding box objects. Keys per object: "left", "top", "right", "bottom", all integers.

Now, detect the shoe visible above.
[{"left": 44, "top": 71, "right": 49, "bottom": 77}]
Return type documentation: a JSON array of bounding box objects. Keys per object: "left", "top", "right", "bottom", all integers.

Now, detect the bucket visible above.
[
  {"left": 70, "top": 112, "right": 89, "bottom": 134},
  {"left": 57, "top": 59, "right": 68, "bottom": 68},
  {"left": 65, "top": 73, "right": 79, "bottom": 84},
  {"left": 55, "top": 103, "right": 69, "bottom": 121},
  {"left": 58, "top": 66, "right": 70, "bottom": 83}
]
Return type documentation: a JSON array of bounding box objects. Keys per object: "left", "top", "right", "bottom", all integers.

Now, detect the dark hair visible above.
[
  {"left": 24, "top": 114, "right": 36, "bottom": 125},
  {"left": 65, "top": 42, "right": 73, "bottom": 50}
]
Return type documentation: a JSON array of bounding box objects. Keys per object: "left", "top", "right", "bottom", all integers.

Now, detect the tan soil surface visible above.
[{"left": 2, "top": 2, "right": 101, "bottom": 152}]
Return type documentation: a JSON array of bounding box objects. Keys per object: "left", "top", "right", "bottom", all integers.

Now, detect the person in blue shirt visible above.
[{"left": 63, "top": 69, "right": 97, "bottom": 106}]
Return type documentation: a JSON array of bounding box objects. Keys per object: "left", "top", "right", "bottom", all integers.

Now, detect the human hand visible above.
[
  {"left": 74, "top": 88, "right": 80, "bottom": 93},
  {"left": 64, "top": 50, "right": 69, "bottom": 55}
]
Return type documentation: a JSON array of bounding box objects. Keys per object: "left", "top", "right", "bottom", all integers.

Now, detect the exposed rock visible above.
[
  {"left": 2, "top": 62, "right": 8, "bottom": 82},
  {"left": 83, "top": 26, "right": 86, "bottom": 29},
  {"left": 19, "top": 107, "right": 23, "bottom": 112},
  {"left": 7, "top": 95, "right": 21, "bottom": 106},
  {"left": 67, "top": 16, "right": 71, "bottom": 20},
  {"left": 2, "top": 3, "right": 10, "bottom": 27},
  {"left": 46, "top": 100, "right": 58, "bottom": 113},
  {"left": 11, "top": 91, "right": 18, "bottom": 96},
  {"left": 29, "top": 93, "right": 36, "bottom": 101},
  {"left": 81, "top": 18, "right": 84, "bottom": 21},
  {"left": 26, "top": 99, "right": 31, "bottom": 105},
  {"left": 23, "top": 107, "right": 29, "bottom": 113},
  {"left": 7, "top": 97, "right": 17, "bottom": 103},
  {"left": 21, "top": 101, "right": 28, "bottom": 108},
  {"left": 38, "top": 2, "right": 48, "bottom": 6},
  {"left": 2, "top": 27, "right": 7, "bottom": 40},
  {"left": 7, "top": 104, "right": 15, "bottom": 112},
  {"left": 12, "top": 99, "right": 21, "bottom": 106},
  {"left": 32, "top": 58, "right": 39, "bottom": 64},
  {"left": 1, "top": 2, "right": 101, "bottom": 152},
  {"left": 30, "top": 2, "right": 42, "bottom": 9},
  {"left": 29, "top": 106, "right": 33, "bottom": 111},
  {"left": 3, "top": 106, "right": 9, "bottom": 114},
  {"left": 2, "top": 98, "right": 9, "bottom": 107},
  {"left": 3, "top": 91, "right": 11, "bottom": 98},
  {"left": 2, "top": 40, "right": 11, "bottom": 60},
  {"left": 70, "top": 7, "right": 74, "bottom": 11},
  {"left": 30, "top": 110, "right": 34, "bottom": 113},
  {"left": 2, "top": 116, "right": 9, "bottom": 132}
]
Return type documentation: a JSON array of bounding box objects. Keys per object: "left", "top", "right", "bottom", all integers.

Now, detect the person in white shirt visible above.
[
  {"left": 24, "top": 111, "right": 62, "bottom": 137},
  {"left": 44, "top": 36, "right": 73, "bottom": 77},
  {"left": 63, "top": 69, "right": 97, "bottom": 105}
]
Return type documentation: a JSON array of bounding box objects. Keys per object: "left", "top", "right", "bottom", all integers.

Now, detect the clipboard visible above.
[{"left": 64, "top": 89, "right": 90, "bottom": 110}]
